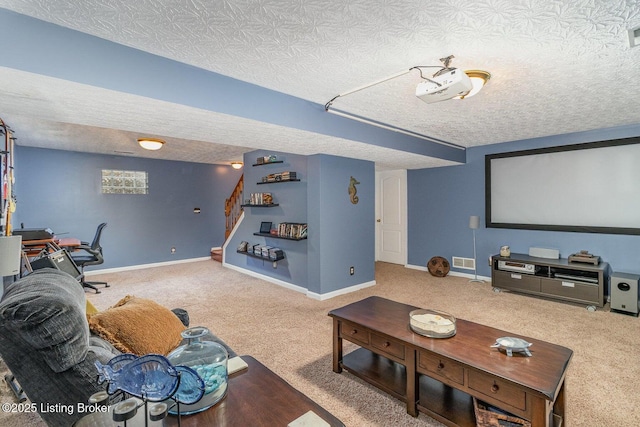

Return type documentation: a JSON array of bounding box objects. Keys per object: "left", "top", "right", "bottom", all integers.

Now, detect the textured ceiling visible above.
[{"left": 0, "top": 0, "right": 639, "bottom": 169}]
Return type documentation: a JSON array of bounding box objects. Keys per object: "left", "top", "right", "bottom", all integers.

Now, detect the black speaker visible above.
[{"left": 30, "top": 250, "right": 82, "bottom": 280}]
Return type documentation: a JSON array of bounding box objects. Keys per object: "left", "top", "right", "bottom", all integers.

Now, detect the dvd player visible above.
[{"left": 497, "top": 260, "right": 536, "bottom": 274}]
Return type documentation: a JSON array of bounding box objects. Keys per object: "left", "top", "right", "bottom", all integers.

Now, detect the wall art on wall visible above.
[{"left": 348, "top": 176, "right": 360, "bottom": 204}]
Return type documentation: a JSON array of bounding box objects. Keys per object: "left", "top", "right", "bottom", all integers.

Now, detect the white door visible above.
[{"left": 375, "top": 170, "right": 407, "bottom": 265}]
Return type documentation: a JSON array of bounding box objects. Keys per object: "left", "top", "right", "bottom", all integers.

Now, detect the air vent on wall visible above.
[{"left": 452, "top": 256, "right": 475, "bottom": 270}]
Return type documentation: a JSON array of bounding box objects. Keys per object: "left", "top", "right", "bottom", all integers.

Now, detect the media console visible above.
[{"left": 492, "top": 253, "right": 609, "bottom": 310}]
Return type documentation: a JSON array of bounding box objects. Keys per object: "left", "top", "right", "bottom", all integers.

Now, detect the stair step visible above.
[{"left": 210, "top": 248, "right": 223, "bottom": 262}]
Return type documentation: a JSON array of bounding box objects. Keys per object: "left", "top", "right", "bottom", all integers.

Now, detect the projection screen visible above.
[{"left": 485, "top": 137, "right": 640, "bottom": 235}]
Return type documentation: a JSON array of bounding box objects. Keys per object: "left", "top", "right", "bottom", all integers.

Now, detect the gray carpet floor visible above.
[{"left": 1, "top": 260, "right": 639, "bottom": 426}]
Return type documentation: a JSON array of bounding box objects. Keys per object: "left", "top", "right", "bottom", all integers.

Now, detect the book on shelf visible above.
[
  {"left": 249, "top": 192, "right": 273, "bottom": 205},
  {"left": 269, "top": 248, "right": 284, "bottom": 260},
  {"left": 261, "top": 171, "right": 297, "bottom": 183},
  {"left": 276, "top": 222, "right": 307, "bottom": 239}
]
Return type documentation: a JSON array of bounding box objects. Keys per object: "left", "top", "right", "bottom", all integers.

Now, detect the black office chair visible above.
[{"left": 70, "top": 222, "right": 109, "bottom": 293}]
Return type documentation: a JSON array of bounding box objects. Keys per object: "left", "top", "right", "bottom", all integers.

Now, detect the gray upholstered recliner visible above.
[
  {"left": 0, "top": 269, "right": 122, "bottom": 426},
  {"left": 0, "top": 268, "right": 236, "bottom": 427}
]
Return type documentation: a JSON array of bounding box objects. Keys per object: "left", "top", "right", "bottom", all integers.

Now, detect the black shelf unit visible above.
[
  {"left": 252, "top": 160, "right": 284, "bottom": 167},
  {"left": 240, "top": 203, "right": 280, "bottom": 207},
  {"left": 237, "top": 250, "right": 284, "bottom": 262},
  {"left": 257, "top": 179, "right": 300, "bottom": 185},
  {"left": 253, "top": 232, "right": 307, "bottom": 241}
]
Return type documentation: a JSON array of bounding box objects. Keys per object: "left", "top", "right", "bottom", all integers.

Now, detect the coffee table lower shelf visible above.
[
  {"left": 341, "top": 348, "right": 408, "bottom": 403},
  {"left": 342, "top": 348, "right": 476, "bottom": 427},
  {"left": 417, "top": 376, "right": 476, "bottom": 427}
]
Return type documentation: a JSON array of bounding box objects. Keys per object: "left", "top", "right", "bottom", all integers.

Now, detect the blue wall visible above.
[
  {"left": 14, "top": 146, "right": 242, "bottom": 269},
  {"left": 307, "top": 154, "right": 375, "bottom": 294},
  {"left": 408, "top": 124, "right": 640, "bottom": 284},
  {"left": 225, "top": 150, "right": 375, "bottom": 296},
  {"left": 225, "top": 150, "right": 309, "bottom": 287}
]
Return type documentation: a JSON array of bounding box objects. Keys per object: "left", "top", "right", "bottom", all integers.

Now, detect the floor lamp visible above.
[{"left": 469, "top": 216, "right": 485, "bottom": 283}]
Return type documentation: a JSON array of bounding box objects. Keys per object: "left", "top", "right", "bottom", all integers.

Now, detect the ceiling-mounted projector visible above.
[{"left": 415, "top": 68, "right": 472, "bottom": 104}]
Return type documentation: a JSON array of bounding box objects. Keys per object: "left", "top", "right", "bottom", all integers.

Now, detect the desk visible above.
[
  {"left": 22, "top": 236, "right": 81, "bottom": 255},
  {"left": 329, "top": 297, "right": 572, "bottom": 427}
]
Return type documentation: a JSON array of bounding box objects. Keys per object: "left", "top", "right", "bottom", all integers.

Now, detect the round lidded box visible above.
[{"left": 409, "top": 309, "right": 456, "bottom": 338}]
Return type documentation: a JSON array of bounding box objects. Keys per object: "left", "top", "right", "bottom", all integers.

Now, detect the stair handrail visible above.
[{"left": 225, "top": 174, "right": 244, "bottom": 240}]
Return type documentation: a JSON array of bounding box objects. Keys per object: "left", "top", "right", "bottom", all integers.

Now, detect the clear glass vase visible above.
[{"left": 167, "top": 326, "right": 228, "bottom": 415}]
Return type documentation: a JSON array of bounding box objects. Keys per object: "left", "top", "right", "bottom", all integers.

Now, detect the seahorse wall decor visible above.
[{"left": 348, "top": 176, "right": 360, "bottom": 204}]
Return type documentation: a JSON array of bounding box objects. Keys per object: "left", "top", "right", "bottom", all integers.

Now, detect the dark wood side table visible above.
[{"left": 164, "top": 355, "right": 344, "bottom": 427}]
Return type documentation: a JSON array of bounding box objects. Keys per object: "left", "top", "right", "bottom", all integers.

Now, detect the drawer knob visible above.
[
  {"left": 437, "top": 362, "right": 445, "bottom": 370},
  {"left": 491, "top": 382, "right": 500, "bottom": 393},
  {"left": 351, "top": 329, "right": 357, "bottom": 335},
  {"left": 384, "top": 341, "right": 390, "bottom": 347}
]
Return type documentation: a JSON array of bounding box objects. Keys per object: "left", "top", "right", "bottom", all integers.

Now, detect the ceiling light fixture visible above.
[
  {"left": 455, "top": 70, "right": 491, "bottom": 99},
  {"left": 137, "top": 138, "right": 165, "bottom": 151},
  {"left": 231, "top": 162, "right": 243, "bottom": 169}
]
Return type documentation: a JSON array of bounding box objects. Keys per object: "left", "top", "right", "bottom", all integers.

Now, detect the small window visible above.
[{"left": 101, "top": 169, "right": 148, "bottom": 194}]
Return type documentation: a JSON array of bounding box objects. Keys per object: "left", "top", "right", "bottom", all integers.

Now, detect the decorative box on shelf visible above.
[{"left": 254, "top": 155, "right": 279, "bottom": 165}]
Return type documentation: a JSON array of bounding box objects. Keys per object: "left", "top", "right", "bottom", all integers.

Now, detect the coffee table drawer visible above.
[
  {"left": 370, "top": 333, "right": 405, "bottom": 360},
  {"left": 468, "top": 370, "right": 526, "bottom": 410},
  {"left": 418, "top": 351, "right": 464, "bottom": 385},
  {"left": 340, "top": 321, "right": 370, "bottom": 345}
]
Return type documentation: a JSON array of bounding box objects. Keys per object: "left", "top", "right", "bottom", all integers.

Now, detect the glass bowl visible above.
[
  {"left": 167, "top": 327, "right": 228, "bottom": 415},
  {"left": 409, "top": 309, "right": 456, "bottom": 338}
]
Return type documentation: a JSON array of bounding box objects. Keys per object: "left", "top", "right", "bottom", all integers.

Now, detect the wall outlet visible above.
[
  {"left": 350, "top": 266, "right": 354, "bottom": 275},
  {"left": 171, "top": 247, "right": 176, "bottom": 254}
]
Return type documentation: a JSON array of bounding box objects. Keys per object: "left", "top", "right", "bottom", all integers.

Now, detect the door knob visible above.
[{"left": 376, "top": 219, "right": 381, "bottom": 222}]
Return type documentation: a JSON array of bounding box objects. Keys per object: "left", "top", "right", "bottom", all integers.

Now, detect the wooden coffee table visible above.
[
  {"left": 164, "top": 355, "right": 344, "bottom": 426},
  {"left": 329, "top": 296, "right": 573, "bottom": 427}
]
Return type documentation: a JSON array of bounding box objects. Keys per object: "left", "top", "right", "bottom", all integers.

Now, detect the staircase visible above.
[{"left": 213, "top": 174, "right": 244, "bottom": 262}]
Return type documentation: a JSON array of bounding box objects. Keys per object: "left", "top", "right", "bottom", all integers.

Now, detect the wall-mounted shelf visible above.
[
  {"left": 253, "top": 232, "right": 307, "bottom": 241},
  {"left": 257, "top": 179, "right": 300, "bottom": 185},
  {"left": 252, "top": 160, "right": 284, "bottom": 167},
  {"left": 241, "top": 203, "right": 280, "bottom": 207},
  {"left": 237, "top": 250, "right": 284, "bottom": 262}
]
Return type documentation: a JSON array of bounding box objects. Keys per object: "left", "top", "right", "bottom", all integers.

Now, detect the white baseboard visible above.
[
  {"left": 222, "top": 261, "right": 308, "bottom": 295},
  {"left": 84, "top": 256, "right": 211, "bottom": 276},
  {"left": 223, "top": 261, "right": 376, "bottom": 300},
  {"left": 306, "top": 280, "right": 377, "bottom": 301},
  {"left": 405, "top": 263, "right": 492, "bottom": 282}
]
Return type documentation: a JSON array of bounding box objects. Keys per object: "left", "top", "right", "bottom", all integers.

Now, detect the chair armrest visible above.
[{"left": 73, "top": 244, "right": 99, "bottom": 255}]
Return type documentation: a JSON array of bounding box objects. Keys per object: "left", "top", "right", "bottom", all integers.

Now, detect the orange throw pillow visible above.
[{"left": 88, "top": 295, "right": 185, "bottom": 356}]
